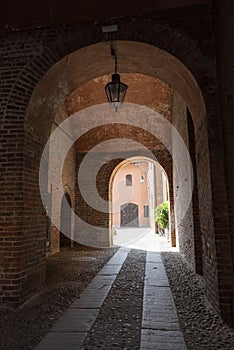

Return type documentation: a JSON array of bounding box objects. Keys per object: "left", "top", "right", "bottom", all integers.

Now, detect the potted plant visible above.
[{"left": 154, "top": 201, "right": 169, "bottom": 236}]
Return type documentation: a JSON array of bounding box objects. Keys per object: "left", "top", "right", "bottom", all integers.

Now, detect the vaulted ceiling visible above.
[{"left": 3, "top": 0, "right": 210, "bottom": 30}]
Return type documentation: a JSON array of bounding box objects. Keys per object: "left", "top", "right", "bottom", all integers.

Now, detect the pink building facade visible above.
[{"left": 112, "top": 160, "right": 168, "bottom": 229}]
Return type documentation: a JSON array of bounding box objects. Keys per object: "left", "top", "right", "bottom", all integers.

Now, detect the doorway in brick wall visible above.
[
  {"left": 120, "top": 203, "right": 139, "bottom": 227},
  {"left": 60, "top": 192, "right": 72, "bottom": 248},
  {"left": 110, "top": 156, "right": 171, "bottom": 248}
]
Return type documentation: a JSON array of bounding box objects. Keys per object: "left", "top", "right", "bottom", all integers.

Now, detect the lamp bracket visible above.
[{"left": 101, "top": 24, "right": 118, "bottom": 33}]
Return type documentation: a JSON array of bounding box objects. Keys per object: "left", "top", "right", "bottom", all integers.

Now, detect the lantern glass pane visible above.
[
  {"left": 105, "top": 84, "right": 111, "bottom": 102},
  {"left": 119, "top": 83, "right": 128, "bottom": 102},
  {"left": 109, "top": 83, "right": 119, "bottom": 102}
]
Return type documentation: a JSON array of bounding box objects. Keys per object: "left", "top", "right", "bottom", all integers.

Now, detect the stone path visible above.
[
  {"left": 82, "top": 248, "right": 145, "bottom": 349},
  {"left": 35, "top": 232, "right": 187, "bottom": 350},
  {"left": 141, "top": 251, "right": 187, "bottom": 350}
]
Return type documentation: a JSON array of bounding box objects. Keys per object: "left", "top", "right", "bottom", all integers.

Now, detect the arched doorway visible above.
[
  {"left": 60, "top": 192, "right": 72, "bottom": 248},
  {"left": 111, "top": 158, "right": 156, "bottom": 231},
  {"left": 110, "top": 157, "right": 172, "bottom": 244}
]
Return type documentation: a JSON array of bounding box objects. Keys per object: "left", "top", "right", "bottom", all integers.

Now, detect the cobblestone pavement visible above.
[
  {"left": 35, "top": 240, "right": 186, "bottom": 350},
  {"left": 0, "top": 245, "right": 118, "bottom": 350},
  {"left": 33, "top": 230, "right": 174, "bottom": 350},
  {"left": 162, "top": 252, "right": 234, "bottom": 350},
  {"left": 1, "top": 231, "right": 234, "bottom": 350}
]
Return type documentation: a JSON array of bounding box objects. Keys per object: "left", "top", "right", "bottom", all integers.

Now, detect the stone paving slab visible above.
[
  {"left": 144, "top": 290, "right": 173, "bottom": 298},
  {"left": 140, "top": 252, "right": 187, "bottom": 350},
  {"left": 142, "top": 321, "right": 180, "bottom": 331},
  {"left": 145, "top": 263, "right": 168, "bottom": 279},
  {"left": 145, "top": 304, "right": 179, "bottom": 312},
  {"left": 145, "top": 278, "right": 170, "bottom": 287},
  {"left": 71, "top": 297, "right": 107, "bottom": 309},
  {"left": 71, "top": 289, "right": 110, "bottom": 309},
  {"left": 145, "top": 299, "right": 174, "bottom": 304},
  {"left": 146, "top": 253, "right": 162, "bottom": 263},
  {"left": 107, "top": 247, "right": 130, "bottom": 264},
  {"left": 35, "top": 332, "right": 87, "bottom": 350},
  {"left": 52, "top": 308, "right": 99, "bottom": 332},
  {"left": 98, "top": 264, "right": 122, "bottom": 275},
  {"left": 141, "top": 341, "right": 187, "bottom": 350},
  {"left": 88, "top": 275, "right": 116, "bottom": 286},
  {"left": 143, "top": 311, "right": 179, "bottom": 323},
  {"left": 84, "top": 285, "right": 111, "bottom": 293},
  {"left": 141, "top": 328, "right": 186, "bottom": 339}
]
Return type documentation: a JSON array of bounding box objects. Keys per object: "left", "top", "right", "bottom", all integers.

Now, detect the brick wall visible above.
[
  {"left": 172, "top": 91, "right": 195, "bottom": 268},
  {"left": 213, "top": 0, "right": 234, "bottom": 323},
  {"left": 187, "top": 110, "right": 203, "bottom": 275}
]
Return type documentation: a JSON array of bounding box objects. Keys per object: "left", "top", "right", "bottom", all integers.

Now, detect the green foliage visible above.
[{"left": 154, "top": 201, "right": 169, "bottom": 229}]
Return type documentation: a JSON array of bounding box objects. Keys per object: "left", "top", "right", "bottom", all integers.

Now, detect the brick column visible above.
[{"left": 212, "top": 0, "right": 234, "bottom": 324}]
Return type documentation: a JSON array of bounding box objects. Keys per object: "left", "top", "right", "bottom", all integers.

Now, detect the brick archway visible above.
[
  {"left": 2, "top": 20, "right": 231, "bottom": 324},
  {"left": 23, "top": 40, "right": 207, "bottom": 282},
  {"left": 25, "top": 40, "right": 205, "bottom": 138}
]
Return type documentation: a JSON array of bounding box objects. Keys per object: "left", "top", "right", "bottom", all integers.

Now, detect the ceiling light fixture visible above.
[{"left": 102, "top": 25, "right": 128, "bottom": 112}]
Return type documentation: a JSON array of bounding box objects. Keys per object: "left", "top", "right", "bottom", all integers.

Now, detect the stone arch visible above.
[
  {"left": 25, "top": 40, "right": 205, "bottom": 139},
  {"left": 74, "top": 123, "right": 174, "bottom": 236}
]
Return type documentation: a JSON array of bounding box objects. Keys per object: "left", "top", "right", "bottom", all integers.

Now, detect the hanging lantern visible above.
[
  {"left": 105, "top": 73, "right": 128, "bottom": 112},
  {"left": 104, "top": 45, "right": 128, "bottom": 112}
]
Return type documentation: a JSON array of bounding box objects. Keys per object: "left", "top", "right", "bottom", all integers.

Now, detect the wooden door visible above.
[{"left": 120, "top": 203, "right": 139, "bottom": 227}]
